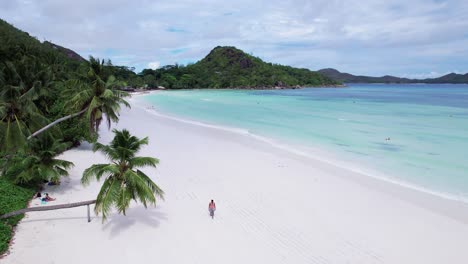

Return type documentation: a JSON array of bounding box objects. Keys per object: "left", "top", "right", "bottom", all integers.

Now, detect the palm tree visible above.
[
  {"left": 3, "top": 137, "right": 74, "bottom": 184},
  {"left": 81, "top": 129, "right": 164, "bottom": 221},
  {"left": 27, "top": 57, "right": 130, "bottom": 139},
  {"left": 0, "top": 59, "right": 53, "bottom": 152}
]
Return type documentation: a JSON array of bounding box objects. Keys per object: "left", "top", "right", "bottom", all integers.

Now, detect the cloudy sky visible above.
[{"left": 1, "top": 0, "right": 467, "bottom": 77}]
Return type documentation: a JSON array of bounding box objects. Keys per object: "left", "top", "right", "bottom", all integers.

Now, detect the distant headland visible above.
[{"left": 317, "top": 68, "right": 468, "bottom": 84}]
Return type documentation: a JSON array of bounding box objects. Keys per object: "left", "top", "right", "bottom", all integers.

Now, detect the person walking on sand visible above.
[{"left": 208, "top": 200, "right": 216, "bottom": 219}]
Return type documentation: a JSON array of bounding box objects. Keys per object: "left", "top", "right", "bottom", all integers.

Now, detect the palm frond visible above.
[
  {"left": 123, "top": 170, "right": 153, "bottom": 208},
  {"left": 51, "top": 159, "right": 74, "bottom": 170},
  {"left": 3, "top": 119, "right": 26, "bottom": 152},
  {"left": 81, "top": 163, "right": 119, "bottom": 185},
  {"left": 136, "top": 170, "right": 165, "bottom": 200},
  {"left": 116, "top": 184, "right": 132, "bottom": 215},
  {"left": 93, "top": 142, "right": 119, "bottom": 161},
  {"left": 94, "top": 177, "right": 120, "bottom": 221},
  {"left": 129, "top": 156, "right": 159, "bottom": 169}
]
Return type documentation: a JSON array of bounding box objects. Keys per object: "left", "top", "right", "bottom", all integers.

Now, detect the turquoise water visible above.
[{"left": 141, "top": 84, "right": 468, "bottom": 200}]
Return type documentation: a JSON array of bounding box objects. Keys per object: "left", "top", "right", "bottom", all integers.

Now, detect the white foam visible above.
[{"left": 134, "top": 96, "right": 468, "bottom": 205}]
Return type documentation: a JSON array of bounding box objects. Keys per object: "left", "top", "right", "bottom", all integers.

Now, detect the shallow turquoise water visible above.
[{"left": 142, "top": 84, "right": 468, "bottom": 200}]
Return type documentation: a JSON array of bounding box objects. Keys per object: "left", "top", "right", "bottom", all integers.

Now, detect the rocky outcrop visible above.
[{"left": 44, "top": 41, "right": 86, "bottom": 62}]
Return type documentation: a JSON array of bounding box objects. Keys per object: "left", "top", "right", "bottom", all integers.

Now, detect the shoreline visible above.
[
  {"left": 133, "top": 93, "right": 468, "bottom": 208},
  {"left": 138, "top": 104, "right": 468, "bottom": 224},
  {"left": 3, "top": 97, "right": 468, "bottom": 263},
  {"left": 123, "top": 84, "right": 346, "bottom": 93},
  {"left": 123, "top": 82, "right": 468, "bottom": 94}
]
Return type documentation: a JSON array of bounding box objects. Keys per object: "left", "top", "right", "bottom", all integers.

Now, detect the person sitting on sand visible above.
[
  {"left": 42, "top": 193, "right": 56, "bottom": 202},
  {"left": 208, "top": 200, "right": 216, "bottom": 218},
  {"left": 33, "top": 192, "right": 42, "bottom": 199}
]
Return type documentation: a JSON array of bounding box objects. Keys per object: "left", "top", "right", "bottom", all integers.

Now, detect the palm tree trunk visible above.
[
  {"left": 0, "top": 199, "right": 96, "bottom": 219},
  {"left": 27, "top": 108, "right": 88, "bottom": 140}
]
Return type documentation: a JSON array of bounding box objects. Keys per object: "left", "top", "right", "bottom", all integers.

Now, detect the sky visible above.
[{"left": 1, "top": 0, "right": 468, "bottom": 78}]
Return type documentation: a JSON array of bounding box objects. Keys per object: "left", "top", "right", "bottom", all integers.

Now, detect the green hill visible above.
[
  {"left": 0, "top": 19, "right": 82, "bottom": 69},
  {"left": 318, "top": 68, "right": 468, "bottom": 84},
  {"left": 139, "top": 46, "right": 341, "bottom": 89},
  {"left": 0, "top": 18, "right": 91, "bottom": 142},
  {"left": 421, "top": 73, "right": 468, "bottom": 84}
]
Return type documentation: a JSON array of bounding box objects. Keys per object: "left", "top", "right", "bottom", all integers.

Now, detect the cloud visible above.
[
  {"left": 147, "top": 61, "right": 160, "bottom": 70},
  {"left": 1, "top": 0, "right": 467, "bottom": 76}
]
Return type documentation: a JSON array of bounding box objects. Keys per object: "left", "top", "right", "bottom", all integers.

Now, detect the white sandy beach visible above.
[{"left": 3, "top": 97, "right": 468, "bottom": 264}]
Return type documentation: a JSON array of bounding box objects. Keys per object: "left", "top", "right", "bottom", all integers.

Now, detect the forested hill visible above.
[
  {"left": 0, "top": 18, "right": 140, "bottom": 87},
  {"left": 0, "top": 18, "right": 94, "bottom": 148},
  {"left": 0, "top": 19, "right": 82, "bottom": 68},
  {"left": 138, "top": 46, "right": 341, "bottom": 89},
  {"left": 318, "top": 68, "right": 468, "bottom": 84}
]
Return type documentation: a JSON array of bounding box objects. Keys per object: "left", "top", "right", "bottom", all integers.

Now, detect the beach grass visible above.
[{"left": 0, "top": 178, "right": 35, "bottom": 255}]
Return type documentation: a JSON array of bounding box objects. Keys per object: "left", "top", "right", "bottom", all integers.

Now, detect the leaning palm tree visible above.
[
  {"left": 81, "top": 129, "right": 164, "bottom": 221},
  {"left": 27, "top": 57, "right": 130, "bottom": 139}
]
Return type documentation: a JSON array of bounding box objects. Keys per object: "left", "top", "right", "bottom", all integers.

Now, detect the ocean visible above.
[{"left": 140, "top": 84, "right": 468, "bottom": 201}]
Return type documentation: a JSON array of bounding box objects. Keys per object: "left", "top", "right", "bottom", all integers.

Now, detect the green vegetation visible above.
[
  {"left": 0, "top": 178, "right": 35, "bottom": 255},
  {"left": 0, "top": 19, "right": 163, "bottom": 255},
  {"left": 3, "top": 138, "right": 74, "bottom": 184},
  {"left": 28, "top": 57, "right": 130, "bottom": 139},
  {"left": 82, "top": 129, "right": 164, "bottom": 221},
  {"left": 0, "top": 17, "right": 130, "bottom": 183},
  {"left": 137, "top": 46, "right": 339, "bottom": 89},
  {"left": 0, "top": 17, "right": 129, "bottom": 250},
  {"left": 0, "top": 18, "right": 90, "bottom": 152}
]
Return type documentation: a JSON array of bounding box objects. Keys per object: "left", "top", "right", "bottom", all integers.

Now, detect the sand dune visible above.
[{"left": 3, "top": 99, "right": 468, "bottom": 264}]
